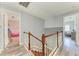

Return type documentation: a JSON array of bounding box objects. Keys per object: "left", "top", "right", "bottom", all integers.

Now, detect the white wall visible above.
[
  {"left": 44, "top": 16, "right": 63, "bottom": 50},
  {"left": 45, "top": 16, "right": 63, "bottom": 28},
  {"left": 21, "top": 12, "right": 44, "bottom": 47}
]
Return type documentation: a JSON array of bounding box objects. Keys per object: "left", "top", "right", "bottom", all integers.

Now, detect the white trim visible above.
[
  {"left": 6, "top": 10, "right": 21, "bottom": 45},
  {"left": 23, "top": 44, "right": 34, "bottom": 56},
  {"left": 18, "top": 12, "right": 22, "bottom": 45},
  {"left": 4, "top": 12, "right": 9, "bottom": 48},
  {"left": 49, "top": 41, "right": 63, "bottom": 56},
  {"left": 0, "top": 9, "right": 4, "bottom": 49},
  {"left": 52, "top": 41, "right": 63, "bottom": 56}
]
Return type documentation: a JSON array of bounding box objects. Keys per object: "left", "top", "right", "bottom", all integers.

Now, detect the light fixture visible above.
[{"left": 19, "top": 2, "right": 30, "bottom": 8}]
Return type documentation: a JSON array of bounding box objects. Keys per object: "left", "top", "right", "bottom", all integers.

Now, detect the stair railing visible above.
[
  {"left": 42, "top": 31, "right": 63, "bottom": 56},
  {"left": 24, "top": 32, "right": 46, "bottom": 56},
  {"left": 24, "top": 31, "right": 63, "bottom": 56}
]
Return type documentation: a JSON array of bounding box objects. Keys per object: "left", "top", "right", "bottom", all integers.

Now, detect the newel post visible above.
[
  {"left": 62, "top": 31, "right": 63, "bottom": 42},
  {"left": 57, "top": 32, "right": 59, "bottom": 48},
  {"left": 42, "top": 34, "right": 45, "bottom": 56},
  {"left": 28, "top": 32, "right": 31, "bottom": 50}
]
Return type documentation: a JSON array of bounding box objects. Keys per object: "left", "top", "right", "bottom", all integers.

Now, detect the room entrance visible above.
[
  {"left": 4, "top": 11, "right": 21, "bottom": 48},
  {"left": 63, "top": 15, "right": 76, "bottom": 42}
]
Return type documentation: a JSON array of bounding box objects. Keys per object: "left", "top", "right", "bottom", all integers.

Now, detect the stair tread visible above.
[{"left": 31, "top": 50, "right": 43, "bottom": 56}]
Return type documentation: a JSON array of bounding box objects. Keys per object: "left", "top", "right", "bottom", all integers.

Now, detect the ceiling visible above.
[{"left": 1, "top": 2, "right": 79, "bottom": 20}]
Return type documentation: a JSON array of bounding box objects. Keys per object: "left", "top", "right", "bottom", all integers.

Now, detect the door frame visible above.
[
  {"left": 63, "top": 14, "right": 77, "bottom": 41},
  {"left": 0, "top": 9, "right": 5, "bottom": 50}
]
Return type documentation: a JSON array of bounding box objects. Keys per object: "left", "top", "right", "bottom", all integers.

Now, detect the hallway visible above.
[
  {"left": 56, "top": 37, "right": 79, "bottom": 56},
  {"left": 1, "top": 2, "right": 79, "bottom": 56}
]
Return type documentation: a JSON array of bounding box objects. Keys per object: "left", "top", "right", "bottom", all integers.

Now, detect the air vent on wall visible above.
[{"left": 19, "top": 2, "right": 30, "bottom": 8}]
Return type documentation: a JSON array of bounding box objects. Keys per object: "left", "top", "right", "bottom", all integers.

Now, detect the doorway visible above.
[
  {"left": 63, "top": 15, "right": 77, "bottom": 46},
  {"left": 4, "top": 11, "right": 21, "bottom": 48},
  {"left": 64, "top": 15, "right": 76, "bottom": 41},
  {"left": 8, "top": 19, "right": 19, "bottom": 43}
]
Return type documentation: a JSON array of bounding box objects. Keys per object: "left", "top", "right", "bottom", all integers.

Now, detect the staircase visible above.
[
  {"left": 29, "top": 46, "right": 52, "bottom": 56},
  {"left": 31, "top": 50, "right": 43, "bottom": 56},
  {"left": 0, "top": 30, "right": 63, "bottom": 56},
  {"left": 23, "top": 31, "right": 63, "bottom": 56}
]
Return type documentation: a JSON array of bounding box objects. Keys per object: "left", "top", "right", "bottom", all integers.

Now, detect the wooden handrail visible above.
[
  {"left": 45, "top": 32, "right": 57, "bottom": 37},
  {"left": 24, "top": 31, "right": 63, "bottom": 56},
  {"left": 24, "top": 32, "right": 42, "bottom": 43},
  {"left": 24, "top": 32, "right": 47, "bottom": 45},
  {"left": 41, "top": 31, "right": 63, "bottom": 56},
  {"left": 24, "top": 32, "right": 47, "bottom": 56},
  {"left": 30, "top": 33, "right": 42, "bottom": 42}
]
